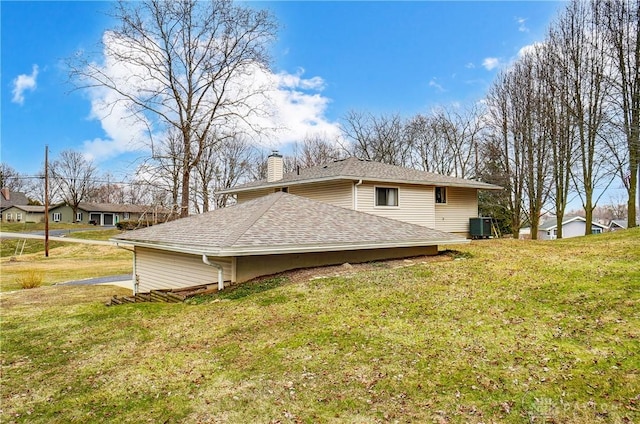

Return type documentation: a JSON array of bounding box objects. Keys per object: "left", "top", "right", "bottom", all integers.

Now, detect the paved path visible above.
[{"left": 59, "top": 274, "right": 133, "bottom": 290}]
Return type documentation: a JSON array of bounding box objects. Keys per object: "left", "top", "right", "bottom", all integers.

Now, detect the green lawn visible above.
[{"left": 1, "top": 229, "right": 639, "bottom": 423}]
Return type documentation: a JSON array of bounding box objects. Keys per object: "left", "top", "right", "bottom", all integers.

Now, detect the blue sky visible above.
[{"left": 1, "top": 1, "right": 565, "bottom": 178}]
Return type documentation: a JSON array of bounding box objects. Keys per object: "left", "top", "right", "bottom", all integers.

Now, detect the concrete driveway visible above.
[{"left": 59, "top": 274, "right": 133, "bottom": 290}]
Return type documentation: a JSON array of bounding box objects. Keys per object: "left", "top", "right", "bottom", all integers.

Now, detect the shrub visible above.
[
  {"left": 17, "top": 271, "right": 44, "bottom": 289},
  {"left": 116, "top": 220, "right": 154, "bottom": 231}
]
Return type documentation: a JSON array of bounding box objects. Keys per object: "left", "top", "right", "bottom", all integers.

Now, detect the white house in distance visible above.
[
  {"left": 219, "top": 154, "right": 502, "bottom": 237},
  {"left": 538, "top": 216, "right": 608, "bottom": 240}
]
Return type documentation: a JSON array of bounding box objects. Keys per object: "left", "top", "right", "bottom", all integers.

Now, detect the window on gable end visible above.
[
  {"left": 435, "top": 187, "right": 447, "bottom": 204},
  {"left": 375, "top": 187, "right": 398, "bottom": 207}
]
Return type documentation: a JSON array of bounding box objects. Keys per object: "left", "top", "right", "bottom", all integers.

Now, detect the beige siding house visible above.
[
  {"left": 0, "top": 205, "right": 45, "bottom": 223},
  {"left": 113, "top": 192, "right": 467, "bottom": 294},
  {"left": 220, "top": 156, "right": 501, "bottom": 237}
]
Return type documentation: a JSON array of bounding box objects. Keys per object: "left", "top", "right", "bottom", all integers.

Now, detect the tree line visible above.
[{"left": 3, "top": 0, "right": 637, "bottom": 237}]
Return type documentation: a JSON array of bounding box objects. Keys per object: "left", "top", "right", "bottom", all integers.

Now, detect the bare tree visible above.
[
  {"left": 484, "top": 71, "right": 526, "bottom": 236},
  {"left": 559, "top": 0, "right": 616, "bottom": 234},
  {"left": 51, "top": 150, "right": 97, "bottom": 221},
  {"left": 598, "top": 0, "right": 640, "bottom": 228},
  {"left": 295, "top": 135, "right": 345, "bottom": 168},
  {"left": 0, "top": 163, "right": 27, "bottom": 192},
  {"left": 70, "top": 0, "right": 277, "bottom": 217},
  {"left": 342, "top": 111, "right": 411, "bottom": 166}
]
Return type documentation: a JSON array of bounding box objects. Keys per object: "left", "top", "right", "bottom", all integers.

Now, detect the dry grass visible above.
[
  {"left": 1, "top": 229, "right": 639, "bottom": 423},
  {"left": 0, "top": 243, "right": 131, "bottom": 292},
  {"left": 15, "top": 270, "right": 44, "bottom": 289}
]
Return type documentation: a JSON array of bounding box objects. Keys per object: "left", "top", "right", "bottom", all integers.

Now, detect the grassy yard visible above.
[
  {"left": 0, "top": 228, "right": 132, "bottom": 291},
  {"left": 0, "top": 222, "right": 95, "bottom": 233},
  {"left": 1, "top": 229, "right": 639, "bottom": 423}
]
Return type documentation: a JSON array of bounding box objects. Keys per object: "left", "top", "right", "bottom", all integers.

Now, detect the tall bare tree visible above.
[
  {"left": 598, "top": 0, "right": 640, "bottom": 228},
  {"left": 484, "top": 71, "right": 526, "bottom": 236},
  {"left": 342, "top": 111, "right": 411, "bottom": 166},
  {"left": 71, "top": 0, "right": 277, "bottom": 217},
  {"left": 560, "top": 0, "right": 615, "bottom": 234},
  {"left": 51, "top": 150, "right": 97, "bottom": 221},
  {"left": 0, "top": 163, "right": 27, "bottom": 192}
]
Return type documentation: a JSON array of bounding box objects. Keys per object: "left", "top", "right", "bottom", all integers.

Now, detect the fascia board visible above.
[
  {"left": 219, "top": 176, "right": 501, "bottom": 194},
  {"left": 111, "top": 237, "right": 469, "bottom": 258}
]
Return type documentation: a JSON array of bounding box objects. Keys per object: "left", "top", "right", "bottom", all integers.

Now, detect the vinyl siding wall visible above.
[
  {"left": 0, "top": 206, "right": 45, "bottom": 223},
  {"left": 355, "top": 183, "right": 437, "bottom": 228},
  {"left": 434, "top": 187, "right": 478, "bottom": 234},
  {"left": 235, "top": 246, "right": 438, "bottom": 283},
  {"left": 289, "top": 181, "right": 353, "bottom": 209},
  {"left": 135, "top": 247, "right": 233, "bottom": 293},
  {"left": 236, "top": 181, "right": 353, "bottom": 209},
  {"left": 237, "top": 189, "right": 272, "bottom": 203}
]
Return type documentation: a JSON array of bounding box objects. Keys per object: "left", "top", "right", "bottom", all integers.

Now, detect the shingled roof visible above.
[
  {"left": 113, "top": 192, "right": 467, "bottom": 256},
  {"left": 219, "top": 157, "right": 501, "bottom": 194}
]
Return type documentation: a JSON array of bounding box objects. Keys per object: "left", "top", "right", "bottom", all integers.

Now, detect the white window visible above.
[
  {"left": 76, "top": 212, "right": 83, "bottom": 222},
  {"left": 375, "top": 187, "right": 398, "bottom": 207},
  {"left": 6, "top": 213, "right": 13, "bottom": 221},
  {"left": 592, "top": 227, "right": 602, "bottom": 234},
  {"left": 435, "top": 187, "right": 447, "bottom": 204},
  {"left": 16, "top": 213, "right": 22, "bottom": 222},
  {"left": 123, "top": 212, "right": 130, "bottom": 220},
  {"left": 53, "top": 213, "right": 61, "bottom": 222}
]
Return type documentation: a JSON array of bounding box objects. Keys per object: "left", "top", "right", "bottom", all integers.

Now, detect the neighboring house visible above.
[
  {"left": 0, "top": 187, "right": 31, "bottom": 222},
  {"left": 219, "top": 154, "right": 502, "bottom": 237},
  {"left": 49, "top": 202, "right": 170, "bottom": 226},
  {"left": 0, "top": 204, "right": 46, "bottom": 223},
  {"left": 538, "top": 216, "right": 608, "bottom": 240},
  {"left": 113, "top": 192, "right": 468, "bottom": 294},
  {"left": 609, "top": 218, "right": 639, "bottom": 231}
]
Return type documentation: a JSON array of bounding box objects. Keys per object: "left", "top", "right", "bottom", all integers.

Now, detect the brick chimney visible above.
[
  {"left": 1, "top": 187, "right": 9, "bottom": 201},
  {"left": 267, "top": 151, "right": 283, "bottom": 182}
]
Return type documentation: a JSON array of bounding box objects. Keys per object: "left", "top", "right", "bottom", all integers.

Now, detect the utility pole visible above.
[{"left": 44, "top": 145, "right": 49, "bottom": 257}]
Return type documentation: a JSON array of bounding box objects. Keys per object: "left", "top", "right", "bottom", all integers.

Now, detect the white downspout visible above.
[
  {"left": 115, "top": 243, "right": 137, "bottom": 294},
  {"left": 354, "top": 179, "right": 363, "bottom": 210},
  {"left": 202, "top": 254, "right": 224, "bottom": 291}
]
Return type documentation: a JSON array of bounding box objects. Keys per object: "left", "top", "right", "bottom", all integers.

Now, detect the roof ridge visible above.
[{"left": 220, "top": 192, "right": 283, "bottom": 247}]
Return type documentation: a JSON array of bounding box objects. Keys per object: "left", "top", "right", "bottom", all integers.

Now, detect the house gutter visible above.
[
  {"left": 202, "top": 254, "right": 225, "bottom": 291},
  {"left": 354, "top": 179, "right": 363, "bottom": 210},
  {"left": 114, "top": 243, "right": 138, "bottom": 294},
  {"left": 218, "top": 176, "right": 502, "bottom": 194},
  {"left": 113, "top": 237, "right": 468, "bottom": 258}
]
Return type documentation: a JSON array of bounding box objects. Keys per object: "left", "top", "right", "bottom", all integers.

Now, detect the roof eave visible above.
[
  {"left": 219, "top": 175, "right": 501, "bottom": 194},
  {"left": 111, "top": 237, "right": 469, "bottom": 257}
]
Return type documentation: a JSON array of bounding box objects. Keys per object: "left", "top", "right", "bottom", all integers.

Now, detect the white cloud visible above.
[
  {"left": 482, "top": 57, "right": 501, "bottom": 71},
  {"left": 11, "top": 65, "right": 39, "bottom": 105},
  {"left": 81, "top": 32, "right": 341, "bottom": 163},
  {"left": 518, "top": 42, "right": 543, "bottom": 58},
  {"left": 429, "top": 78, "right": 445, "bottom": 93},
  {"left": 516, "top": 17, "right": 529, "bottom": 33},
  {"left": 465, "top": 62, "right": 475, "bottom": 69}
]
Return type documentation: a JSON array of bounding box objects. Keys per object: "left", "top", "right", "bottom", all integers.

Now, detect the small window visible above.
[
  {"left": 6, "top": 213, "right": 13, "bottom": 221},
  {"left": 123, "top": 212, "right": 130, "bottom": 220},
  {"left": 375, "top": 187, "right": 398, "bottom": 207},
  {"left": 274, "top": 187, "right": 289, "bottom": 193},
  {"left": 592, "top": 227, "right": 602, "bottom": 234},
  {"left": 76, "top": 212, "right": 83, "bottom": 222},
  {"left": 17, "top": 213, "right": 22, "bottom": 222},
  {"left": 435, "top": 187, "right": 447, "bottom": 204},
  {"left": 53, "top": 213, "right": 61, "bottom": 222}
]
